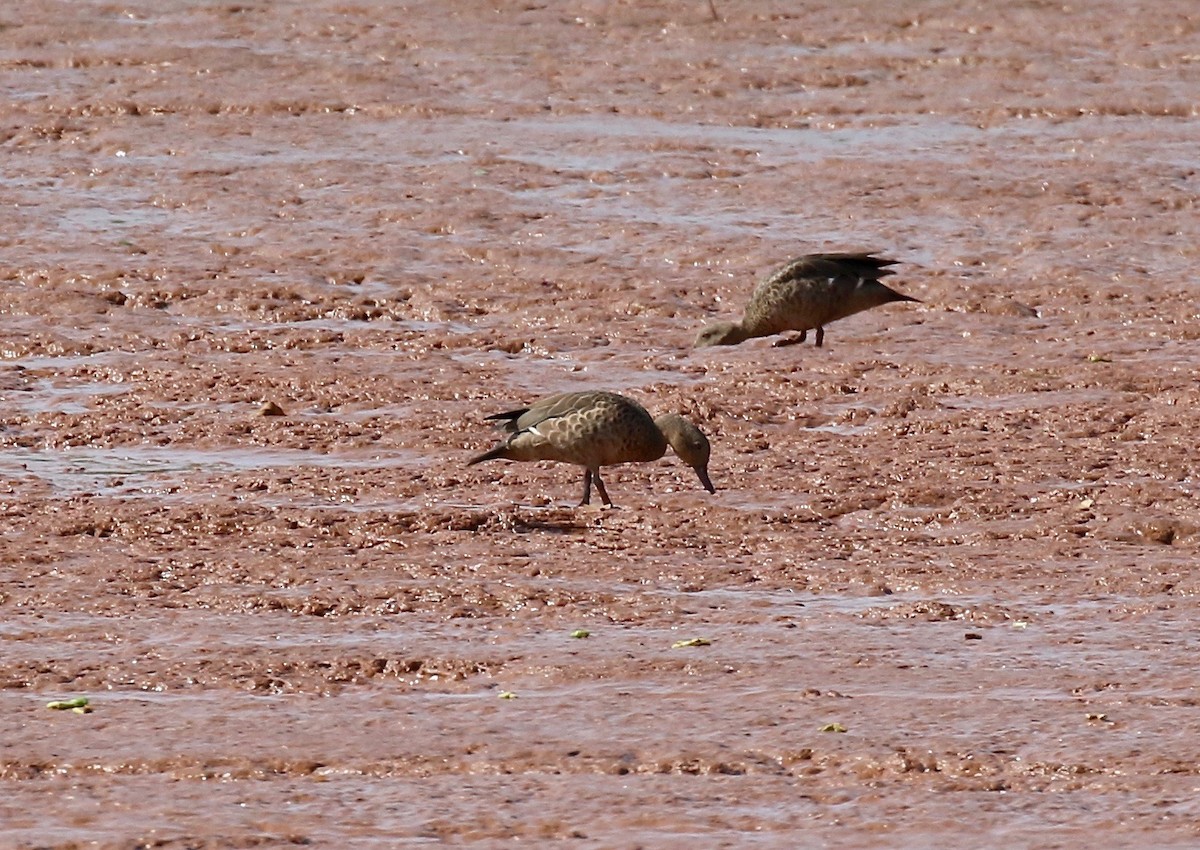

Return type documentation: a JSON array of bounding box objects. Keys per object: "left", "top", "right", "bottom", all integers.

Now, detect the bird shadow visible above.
[
  {"left": 441, "top": 502, "right": 602, "bottom": 534},
  {"left": 507, "top": 504, "right": 603, "bottom": 534}
]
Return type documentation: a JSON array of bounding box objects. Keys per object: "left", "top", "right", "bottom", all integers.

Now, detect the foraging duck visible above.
[
  {"left": 468, "top": 390, "right": 715, "bottom": 506},
  {"left": 695, "top": 252, "right": 919, "bottom": 348}
]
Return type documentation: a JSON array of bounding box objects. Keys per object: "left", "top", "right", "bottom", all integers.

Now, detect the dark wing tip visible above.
[
  {"left": 774, "top": 252, "right": 901, "bottom": 281},
  {"left": 807, "top": 251, "right": 897, "bottom": 262},
  {"left": 482, "top": 407, "right": 530, "bottom": 433},
  {"left": 830, "top": 252, "right": 900, "bottom": 278},
  {"left": 483, "top": 407, "right": 528, "bottom": 422}
]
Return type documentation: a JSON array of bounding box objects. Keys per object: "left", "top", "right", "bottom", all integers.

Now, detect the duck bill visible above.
[{"left": 695, "top": 467, "right": 716, "bottom": 494}]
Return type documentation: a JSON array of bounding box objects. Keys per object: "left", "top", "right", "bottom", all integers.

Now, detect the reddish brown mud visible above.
[{"left": 2, "top": 1, "right": 1199, "bottom": 847}]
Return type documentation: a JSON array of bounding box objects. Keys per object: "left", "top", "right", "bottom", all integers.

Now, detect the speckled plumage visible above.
[
  {"left": 468, "top": 390, "right": 715, "bottom": 506},
  {"left": 695, "top": 252, "right": 919, "bottom": 348}
]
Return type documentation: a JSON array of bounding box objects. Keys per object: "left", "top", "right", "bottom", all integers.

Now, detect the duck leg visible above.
[
  {"left": 579, "top": 469, "right": 593, "bottom": 506},
  {"left": 592, "top": 469, "right": 614, "bottom": 507},
  {"left": 772, "top": 330, "right": 808, "bottom": 348}
]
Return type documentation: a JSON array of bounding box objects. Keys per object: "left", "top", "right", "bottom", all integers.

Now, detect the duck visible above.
[
  {"left": 468, "top": 390, "right": 715, "bottom": 506},
  {"left": 695, "top": 252, "right": 919, "bottom": 348}
]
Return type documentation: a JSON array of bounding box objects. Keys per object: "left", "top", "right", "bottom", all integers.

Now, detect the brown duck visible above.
[
  {"left": 695, "top": 252, "right": 919, "bottom": 348},
  {"left": 468, "top": 390, "right": 715, "bottom": 506}
]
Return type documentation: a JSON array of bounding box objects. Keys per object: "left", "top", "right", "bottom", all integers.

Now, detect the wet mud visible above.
[{"left": 2, "top": 0, "right": 1200, "bottom": 846}]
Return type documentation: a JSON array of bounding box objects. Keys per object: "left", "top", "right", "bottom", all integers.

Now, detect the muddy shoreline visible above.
[{"left": 3, "top": 1, "right": 1199, "bottom": 847}]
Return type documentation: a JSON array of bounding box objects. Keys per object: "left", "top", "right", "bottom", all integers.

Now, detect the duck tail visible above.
[
  {"left": 484, "top": 408, "right": 528, "bottom": 433},
  {"left": 888, "top": 287, "right": 921, "bottom": 304}
]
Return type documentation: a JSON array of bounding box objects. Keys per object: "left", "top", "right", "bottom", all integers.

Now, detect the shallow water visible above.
[{"left": 3, "top": 0, "right": 1200, "bottom": 847}]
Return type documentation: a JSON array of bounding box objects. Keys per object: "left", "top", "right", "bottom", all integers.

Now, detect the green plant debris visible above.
[
  {"left": 570, "top": 629, "right": 590, "bottom": 639},
  {"left": 498, "top": 691, "right": 518, "bottom": 700},
  {"left": 671, "top": 638, "right": 712, "bottom": 648},
  {"left": 47, "top": 697, "right": 90, "bottom": 711},
  {"left": 819, "top": 722, "right": 847, "bottom": 733}
]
